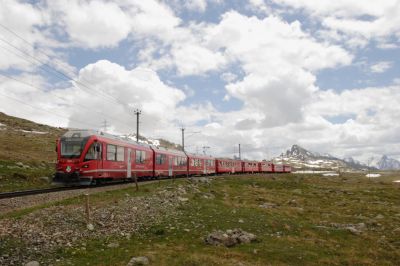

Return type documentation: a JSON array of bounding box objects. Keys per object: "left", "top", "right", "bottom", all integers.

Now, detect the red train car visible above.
[
  {"left": 242, "top": 160, "right": 259, "bottom": 173},
  {"left": 216, "top": 158, "right": 242, "bottom": 174},
  {"left": 152, "top": 146, "right": 187, "bottom": 178},
  {"left": 55, "top": 130, "right": 154, "bottom": 185},
  {"left": 283, "top": 164, "right": 292, "bottom": 173},
  {"left": 187, "top": 153, "right": 216, "bottom": 175},
  {"left": 260, "top": 161, "right": 274, "bottom": 173},
  {"left": 273, "top": 164, "right": 284, "bottom": 173}
]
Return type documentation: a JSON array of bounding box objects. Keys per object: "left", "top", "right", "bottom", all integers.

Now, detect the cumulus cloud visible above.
[
  {"left": 0, "top": 60, "right": 186, "bottom": 137},
  {"left": 69, "top": 60, "right": 186, "bottom": 132},
  {"left": 0, "top": 0, "right": 48, "bottom": 70},
  {"left": 370, "top": 61, "right": 393, "bottom": 73},
  {"left": 204, "top": 11, "right": 351, "bottom": 126},
  {"left": 272, "top": 0, "right": 400, "bottom": 47},
  {"left": 47, "top": 0, "right": 131, "bottom": 48}
]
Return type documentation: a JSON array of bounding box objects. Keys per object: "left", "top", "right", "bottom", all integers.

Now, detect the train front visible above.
[{"left": 54, "top": 130, "right": 97, "bottom": 185}]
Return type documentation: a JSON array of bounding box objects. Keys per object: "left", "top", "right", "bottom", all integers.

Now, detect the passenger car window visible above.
[
  {"left": 107, "top": 145, "right": 116, "bottom": 161},
  {"left": 136, "top": 150, "right": 146, "bottom": 164},
  {"left": 116, "top": 146, "right": 125, "bottom": 162}
]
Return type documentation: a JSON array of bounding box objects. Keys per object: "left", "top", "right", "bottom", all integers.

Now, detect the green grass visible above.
[
  {"left": 2, "top": 173, "right": 400, "bottom": 265},
  {"left": 0, "top": 160, "right": 55, "bottom": 192}
]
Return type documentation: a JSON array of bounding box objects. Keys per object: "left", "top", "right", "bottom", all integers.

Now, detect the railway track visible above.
[
  {"left": 0, "top": 186, "right": 87, "bottom": 199},
  {"left": 0, "top": 180, "right": 139, "bottom": 200}
]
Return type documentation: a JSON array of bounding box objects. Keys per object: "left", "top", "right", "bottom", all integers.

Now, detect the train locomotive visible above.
[{"left": 54, "top": 129, "right": 291, "bottom": 185}]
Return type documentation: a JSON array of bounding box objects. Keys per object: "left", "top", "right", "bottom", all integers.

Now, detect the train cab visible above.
[{"left": 54, "top": 129, "right": 154, "bottom": 185}]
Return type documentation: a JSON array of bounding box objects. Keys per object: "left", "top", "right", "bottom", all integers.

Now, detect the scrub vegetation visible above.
[{"left": 1, "top": 173, "right": 399, "bottom": 265}]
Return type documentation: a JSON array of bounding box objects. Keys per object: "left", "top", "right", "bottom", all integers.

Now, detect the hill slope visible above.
[{"left": 0, "top": 112, "right": 65, "bottom": 164}]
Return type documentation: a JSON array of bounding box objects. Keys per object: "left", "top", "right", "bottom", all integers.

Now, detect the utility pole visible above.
[
  {"left": 101, "top": 119, "right": 108, "bottom": 132},
  {"left": 134, "top": 109, "right": 141, "bottom": 143},
  {"left": 181, "top": 127, "right": 185, "bottom": 151},
  {"left": 239, "top": 144, "right": 241, "bottom": 160}
]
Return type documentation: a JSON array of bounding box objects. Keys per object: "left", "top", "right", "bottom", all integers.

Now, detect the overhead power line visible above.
[
  {"left": 0, "top": 22, "right": 130, "bottom": 109},
  {"left": 0, "top": 91, "right": 100, "bottom": 129},
  {"left": 0, "top": 36, "right": 124, "bottom": 107},
  {"left": 0, "top": 72, "right": 129, "bottom": 127}
]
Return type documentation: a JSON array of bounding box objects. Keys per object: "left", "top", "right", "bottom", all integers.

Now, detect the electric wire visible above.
[
  {"left": 0, "top": 91, "right": 100, "bottom": 129},
  {"left": 0, "top": 36, "right": 125, "bottom": 107},
  {"left": 0, "top": 23, "right": 140, "bottom": 132},
  {"left": 0, "top": 72, "right": 130, "bottom": 127},
  {"left": 0, "top": 23, "right": 146, "bottom": 135}
]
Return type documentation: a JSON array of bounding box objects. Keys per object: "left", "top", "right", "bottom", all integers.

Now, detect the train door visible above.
[
  {"left": 204, "top": 159, "right": 207, "bottom": 175},
  {"left": 127, "top": 148, "right": 132, "bottom": 178},
  {"left": 168, "top": 156, "right": 173, "bottom": 177},
  {"left": 94, "top": 142, "right": 102, "bottom": 177}
]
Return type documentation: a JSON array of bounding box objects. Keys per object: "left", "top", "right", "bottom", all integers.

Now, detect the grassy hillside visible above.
[
  {"left": 0, "top": 112, "right": 65, "bottom": 163},
  {"left": 0, "top": 112, "right": 66, "bottom": 191}
]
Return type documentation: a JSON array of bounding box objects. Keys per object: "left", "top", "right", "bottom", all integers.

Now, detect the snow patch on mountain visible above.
[{"left": 276, "top": 144, "right": 371, "bottom": 170}]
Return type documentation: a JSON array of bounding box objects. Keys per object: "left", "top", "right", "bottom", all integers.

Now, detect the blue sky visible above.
[{"left": 0, "top": 0, "right": 399, "bottom": 162}]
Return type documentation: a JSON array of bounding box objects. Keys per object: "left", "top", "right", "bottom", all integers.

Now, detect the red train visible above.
[{"left": 54, "top": 130, "right": 291, "bottom": 185}]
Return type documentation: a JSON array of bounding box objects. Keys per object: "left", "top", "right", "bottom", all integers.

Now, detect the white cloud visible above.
[
  {"left": 48, "top": 0, "right": 131, "bottom": 48},
  {"left": 220, "top": 72, "right": 237, "bottom": 82},
  {"left": 246, "top": 0, "right": 272, "bottom": 14},
  {"left": 204, "top": 11, "right": 351, "bottom": 126},
  {"left": 0, "top": 60, "right": 186, "bottom": 136},
  {"left": 272, "top": 0, "right": 400, "bottom": 47},
  {"left": 370, "top": 61, "right": 393, "bottom": 73},
  {"left": 301, "top": 84, "right": 400, "bottom": 160},
  {"left": 70, "top": 60, "right": 186, "bottom": 132},
  {"left": 184, "top": 0, "right": 208, "bottom": 12},
  {"left": 0, "top": 0, "right": 48, "bottom": 70}
]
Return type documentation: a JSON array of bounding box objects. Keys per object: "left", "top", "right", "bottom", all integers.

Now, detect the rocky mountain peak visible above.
[
  {"left": 377, "top": 155, "right": 400, "bottom": 170},
  {"left": 286, "top": 144, "right": 313, "bottom": 158}
]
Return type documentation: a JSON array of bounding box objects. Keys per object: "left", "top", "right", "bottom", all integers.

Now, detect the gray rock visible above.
[
  {"left": 205, "top": 229, "right": 256, "bottom": 247},
  {"left": 86, "top": 223, "right": 94, "bottom": 231},
  {"left": 178, "top": 197, "right": 189, "bottom": 202},
  {"left": 259, "top": 202, "right": 277, "bottom": 209},
  {"left": 107, "top": 242, "right": 119, "bottom": 248},
  {"left": 292, "top": 189, "right": 302, "bottom": 195},
  {"left": 127, "top": 256, "right": 149, "bottom": 266},
  {"left": 347, "top": 227, "right": 362, "bottom": 235},
  {"left": 39, "top": 176, "right": 49, "bottom": 182},
  {"left": 25, "top": 261, "right": 40, "bottom": 266},
  {"left": 287, "top": 199, "right": 298, "bottom": 206},
  {"left": 238, "top": 234, "right": 251, "bottom": 244}
]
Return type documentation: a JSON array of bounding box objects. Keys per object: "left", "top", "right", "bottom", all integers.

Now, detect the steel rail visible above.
[
  {"left": 0, "top": 180, "right": 138, "bottom": 200},
  {"left": 0, "top": 186, "right": 87, "bottom": 199}
]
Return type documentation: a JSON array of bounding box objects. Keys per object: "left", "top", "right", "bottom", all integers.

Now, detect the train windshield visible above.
[{"left": 60, "top": 137, "right": 89, "bottom": 158}]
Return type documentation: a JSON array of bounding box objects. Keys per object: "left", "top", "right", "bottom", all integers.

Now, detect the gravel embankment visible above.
[
  {"left": 0, "top": 179, "right": 204, "bottom": 265},
  {"left": 0, "top": 181, "right": 155, "bottom": 215}
]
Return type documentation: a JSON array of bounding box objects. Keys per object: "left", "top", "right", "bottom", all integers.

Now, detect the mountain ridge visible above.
[{"left": 276, "top": 144, "right": 374, "bottom": 171}]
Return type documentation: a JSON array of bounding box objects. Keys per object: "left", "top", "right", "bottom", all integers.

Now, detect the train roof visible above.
[
  {"left": 151, "top": 145, "right": 186, "bottom": 156},
  {"left": 186, "top": 152, "right": 214, "bottom": 159},
  {"left": 61, "top": 129, "right": 153, "bottom": 149},
  {"left": 216, "top": 157, "right": 242, "bottom": 161}
]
